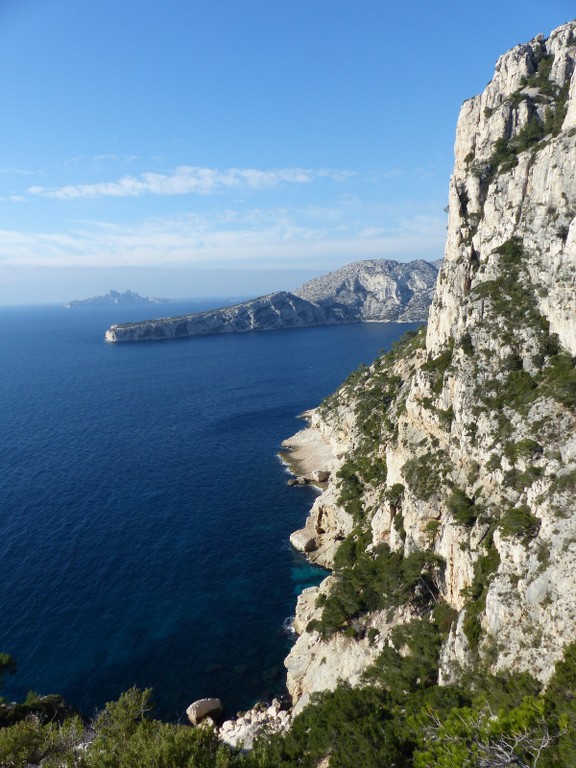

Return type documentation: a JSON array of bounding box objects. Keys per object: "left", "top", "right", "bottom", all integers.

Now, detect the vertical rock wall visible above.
[{"left": 285, "top": 20, "right": 576, "bottom": 709}]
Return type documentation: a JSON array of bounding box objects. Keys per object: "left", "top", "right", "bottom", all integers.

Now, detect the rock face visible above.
[
  {"left": 104, "top": 259, "right": 438, "bottom": 342},
  {"left": 284, "top": 21, "right": 576, "bottom": 711},
  {"left": 293, "top": 258, "right": 439, "bottom": 323}
]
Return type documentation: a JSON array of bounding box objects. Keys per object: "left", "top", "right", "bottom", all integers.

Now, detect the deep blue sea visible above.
[{"left": 0, "top": 302, "right": 420, "bottom": 720}]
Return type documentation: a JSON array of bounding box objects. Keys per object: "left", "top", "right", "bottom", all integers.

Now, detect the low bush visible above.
[
  {"left": 499, "top": 505, "right": 540, "bottom": 542},
  {"left": 447, "top": 488, "right": 477, "bottom": 527}
]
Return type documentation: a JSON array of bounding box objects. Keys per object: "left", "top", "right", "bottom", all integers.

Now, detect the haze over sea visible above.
[{"left": 0, "top": 302, "right": 419, "bottom": 720}]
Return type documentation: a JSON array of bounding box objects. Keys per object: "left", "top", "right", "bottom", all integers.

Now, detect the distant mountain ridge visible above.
[
  {"left": 66, "top": 289, "right": 172, "bottom": 308},
  {"left": 104, "top": 258, "right": 439, "bottom": 342}
]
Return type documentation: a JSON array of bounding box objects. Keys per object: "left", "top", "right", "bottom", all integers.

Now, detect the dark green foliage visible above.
[
  {"left": 3, "top": 649, "right": 576, "bottom": 768},
  {"left": 473, "top": 239, "right": 576, "bottom": 418},
  {"left": 0, "top": 715, "right": 85, "bottom": 768},
  {"left": 460, "top": 332, "right": 474, "bottom": 355},
  {"left": 514, "top": 115, "right": 546, "bottom": 151},
  {"left": 503, "top": 464, "right": 544, "bottom": 493},
  {"left": 353, "top": 369, "right": 402, "bottom": 448},
  {"left": 531, "top": 52, "right": 554, "bottom": 91},
  {"left": 385, "top": 482, "right": 405, "bottom": 507},
  {"left": 446, "top": 488, "right": 477, "bottom": 527},
  {"left": 336, "top": 454, "right": 388, "bottom": 524},
  {"left": 0, "top": 693, "right": 77, "bottom": 729},
  {"left": 432, "top": 602, "right": 458, "bottom": 637},
  {"left": 388, "top": 325, "right": 427, "bottom": 359},
  {"left": 254, "top": 683, "right": 406, "bottom": 768},
  {"left": 422, "top": 342, "right": 454, "bottom": 395},
  {"left": 551, "top": 468, "right": 576, "bottom": 494},
  {"left": 364, "top": 619, "right": 443, "bottom": 694},
  {"left": 485, "top": 136, "right": 519, "bottom": 180},
  {"left": 542, "top": 641, "right": 576, "bottom": 764},
  {"left": 308, "top": 544, "right": 443, "bottom": 639},
  {"left": 499, "top": 505, "right": 540, "bottom": 542},
  {"left": 85, "top": 687, "right": 230, "bottom": 768},
  {"left": 332, "top": 528, "right": 371, "bottom": 570},
  {"left": 480, "top": 52, "right": 568, "bottom": 188},
  {"left": 336, "top": 461, "right": 365, "bottom": 522},
  {"left": 542, "top": 82, "right": 570, "bottom": 135},
  {"left": 505, "top": 438, "right": 543, "bottom": 462},
  {"left": 461, "top": 535, "right": 501, "bottom": 651},
  {"left": 541, "top": 352, "right": 576, "bottom": 406},
  {"left": 437, "top": 406, "right": 454, "bottom": 428},
  {"left": 486, "top": 453, "right": 501, "bottom": 471}
]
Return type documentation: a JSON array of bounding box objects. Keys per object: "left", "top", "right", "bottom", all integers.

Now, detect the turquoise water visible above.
[{"left": 0, "top": 303, "right": 420, "bottom": 719}]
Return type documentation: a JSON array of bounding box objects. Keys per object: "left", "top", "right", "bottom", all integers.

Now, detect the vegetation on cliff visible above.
[{"left": 3, "top": 646, "right": 576, "bottom": 766}]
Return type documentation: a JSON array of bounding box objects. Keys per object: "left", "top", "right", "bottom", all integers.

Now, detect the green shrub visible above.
[
  {"left": 308, "top": 545, "right": 443, "bottom": 639},
  {"left": 499, "top": 505, "right": 540, "bottom": 542},
  {"left": 422, "top": 343, "right": 454, "bottom": 395},
  {"left": 461, "top": 536, "right": 501, "bottom": 651},
  {"left": 402, "top": 450, "right": 450, "bottom": 501},
  {"left": 447, "top": 489, "right": 477, "bottom": 527},
  {"left": 432, "top": 602, "right": 458, "bottom": 637},
  {"left": 364, "top": 619, "right": 442, "bottom": 694},
  {"left": 385, "top": 483, "right": 405, "bottom": 507}
]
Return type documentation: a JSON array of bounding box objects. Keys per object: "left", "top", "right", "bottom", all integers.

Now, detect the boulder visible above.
[
  {"left": 290, "top": 526, "right": 317, "bottom": 553},
  {"left": 186, "top": 698, "right": 223, "bottom": 725},
  {"left": 308, "top": 470, "right": 330, "bottom": 483}
]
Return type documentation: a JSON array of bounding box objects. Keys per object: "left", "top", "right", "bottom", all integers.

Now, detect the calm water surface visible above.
[{"left": 0, "top": 302, "right": 420, "bottom": 719}]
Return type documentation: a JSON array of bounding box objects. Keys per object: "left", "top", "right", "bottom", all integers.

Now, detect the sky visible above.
[{"left": 0, "top": 0, "right": 573, "bottom": 304}]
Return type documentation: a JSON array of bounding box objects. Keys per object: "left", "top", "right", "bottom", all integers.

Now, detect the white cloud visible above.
[
  {"left": 0, "top": 167, "right": 37, "bottom": 175},
  {"left": 27, "top": 166, "right": 354, "bottom": 200},
  {"left": 0, "top": 208, "right": 446, "bottom": 270}
]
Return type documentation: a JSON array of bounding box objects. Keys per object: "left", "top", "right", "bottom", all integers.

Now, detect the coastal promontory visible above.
[{"left": 104, "top": 258, "right": 438, "bottom": 342}]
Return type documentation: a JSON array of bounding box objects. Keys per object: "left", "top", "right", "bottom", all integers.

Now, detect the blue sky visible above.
[{"left": 0, "top": 0, "right": 573, "bottom": 304}]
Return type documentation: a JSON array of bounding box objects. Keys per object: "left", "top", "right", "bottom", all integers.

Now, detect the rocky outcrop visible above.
[
  {"left": 104, "top": 259, "right": 438, "bottom": 342},
  {"left": 216, "top": 698, "right": 292, "bottom": 750},
  {"left": 186, "top": 698, "right": 223, "bottom": 725},
  {"left": 284, "top": 20, "right": 576, "bottom": 711}
]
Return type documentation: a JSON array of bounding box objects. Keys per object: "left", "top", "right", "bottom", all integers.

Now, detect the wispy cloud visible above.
[
  {"left": 0, "top": 207, "right": 446, "bottom": 269},
  {"left": 0, "top": 167, "right": 37, "bottom": 175},
  {"left": 27, "top": 166, "right": 354, "bottom": 200}
]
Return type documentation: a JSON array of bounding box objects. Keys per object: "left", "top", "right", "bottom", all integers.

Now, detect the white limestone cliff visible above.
[
  {"left": 104, "top": 259, "right": 438, "bottom": 342},
  {"left": 284, "top": 20, "right": 576, "bottom": 709}
]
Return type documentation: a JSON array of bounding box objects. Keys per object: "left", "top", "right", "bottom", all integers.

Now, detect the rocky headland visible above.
[{"left": 103, "top": 258, "right": 438, "bottom": 342}]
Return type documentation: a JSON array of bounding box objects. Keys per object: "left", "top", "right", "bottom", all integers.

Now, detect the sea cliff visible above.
[{"left": 283, "top": 19, "right": 576, "bottom": 714}]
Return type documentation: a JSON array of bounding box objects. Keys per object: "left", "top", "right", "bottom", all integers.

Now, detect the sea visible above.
[{"left": 0, "top": 301, "right": 420, "bottom": 720}]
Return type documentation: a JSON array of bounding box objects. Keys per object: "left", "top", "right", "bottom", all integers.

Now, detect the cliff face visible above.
[
  {"left": 294, "top": 258, "right": 438, "bottom": 323},
  {"left": 104, "top": 259, "right": 438, "bottom": 342},
  {"left": 286, "top": 20, "right": 576, "bottom": 713}
]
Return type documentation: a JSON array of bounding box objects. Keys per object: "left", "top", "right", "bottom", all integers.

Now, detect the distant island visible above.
[
  {"left": 104, "top": 258, "right": 440, "bottom": 342},
  {"left": 65, "top": 289, "right": 174, "bottom": 308}
]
